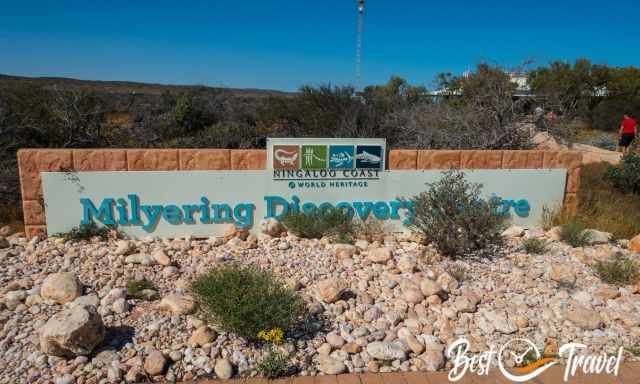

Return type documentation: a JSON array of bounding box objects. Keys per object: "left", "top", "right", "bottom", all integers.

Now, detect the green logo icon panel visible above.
[{"left": 301, "top": 145, "right": 327, "bottom": 169}]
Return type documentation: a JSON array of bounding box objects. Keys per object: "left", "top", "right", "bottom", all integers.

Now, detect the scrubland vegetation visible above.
[{"left": 2, "top": 58, "right": 640, "bottom": 224}]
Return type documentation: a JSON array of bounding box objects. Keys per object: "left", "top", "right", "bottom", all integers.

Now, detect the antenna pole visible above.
[{"left": 355, "top": 0, "right": 364, "bottom": 94}]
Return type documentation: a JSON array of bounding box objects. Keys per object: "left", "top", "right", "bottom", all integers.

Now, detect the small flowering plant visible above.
[
  {"left": 257, "top": 327, "right": 284, "bottom": 345},
  {"left": 256, "top": 327, "right": 288, "bottom": 378}
]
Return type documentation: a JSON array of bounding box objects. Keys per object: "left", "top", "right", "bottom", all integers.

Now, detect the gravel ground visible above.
[{"left": 1, "top": 224, "right": 639, "bottom": 383}]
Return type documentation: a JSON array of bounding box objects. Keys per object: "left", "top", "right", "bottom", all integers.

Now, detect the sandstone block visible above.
[
  {"left": 388, "top": 150, "right": 417, "bottom": 169},
  {"left": 460, "top": 150, "right": 503, "bottom": 169},
  {"left": 18, "top": 149, "right": 73, "bottom": 200},
  {"left": 230, "top": 150, "right": 266, "bottom": 170},
  {"left": 23, "top": 200, "right": 45, "bottom": 225},
  {"left": 179, "top": 149, "right": 230, "bottom": 170},
  {"left": 417, "top": 150, "right": 460, "bottom": 169},
  {"left": 127, "top": 149, "right": 178, "bottom": 170},
  {"left": 73, "top": 149, "right": 127, "bottom": 171},
  {"left": 501, "top": 150, "right": 544, "bottom": 168}
]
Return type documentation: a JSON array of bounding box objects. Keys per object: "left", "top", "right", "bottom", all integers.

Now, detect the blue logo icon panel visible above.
[{"left": 329, "top": 145, "right": 355, "bottom": 169}]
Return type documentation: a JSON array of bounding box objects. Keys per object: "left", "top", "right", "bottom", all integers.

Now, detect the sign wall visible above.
[{"left": 42, "top": 169, "right": 567, "bottom": 238}]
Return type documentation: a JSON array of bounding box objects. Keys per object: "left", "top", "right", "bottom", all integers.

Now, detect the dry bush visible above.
[
  {"left": 353, "top": 217, "right": 392, "bottom": 242},
  {"left": 542, "top": 162, "right": 640, "bottom": 239}
]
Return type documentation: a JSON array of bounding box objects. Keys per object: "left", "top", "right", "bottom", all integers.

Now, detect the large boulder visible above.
[
  {"left": 549, "top": 264, "right": 576, "bottom": 286},
  {"left": 367, "top": 247, "right": 393, "bottom": 263},
  {"left": 566, "top": 306, "right": 603, "bottom": 330},
  {"left": 39, "top": 305, "right": 105, "bottom": 357},
  {"left": 214, "top": 358, "right": 234, "bottom": 379},
  {"left": 333, "top": 244, "right": 357, "bottom": 259},
  {"left": 317, "top": 355, "right": 347, "bottom": 374},
  {"left": 223, "top": 225, "right": 249, "bottom": 242},
  {"left": 316, "top": 278, "right": 346, "bottom": 304},
  {"left": 144, "top": 349, "right": 168, "bottom": 375},
  {"left": 366, "top": 341, "right": 409, "bottom": 361},
  {"left": 483, "top": 311, "right": 517, "bottom": 334},
  {"left": 41, "top": 273, "right": 83, "bottom": 304},
  {"left": 260, "top": 218, "right": 285, "bottom": 237},
  {"left": 158, "top": 294, "right": 196, "bottom": 315},
  {"left": 114, "top": 240, "right": 134, "bottom": 256},
  {"left": 502, "top": 226, "right": 525, "bottom": 238},
  {"left": 584, "top": 229, "right": 612, "bottom": 245}
]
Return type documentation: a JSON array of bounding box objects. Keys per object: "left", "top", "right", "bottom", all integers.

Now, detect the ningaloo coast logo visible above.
[
  {"left": 272, "top": 144, "right": 383, "bottom": 170},
  {"left": 447, "top": 337, "right": 624, "bottom": 382}
]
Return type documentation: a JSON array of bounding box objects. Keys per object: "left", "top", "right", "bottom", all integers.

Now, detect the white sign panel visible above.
[{"left": 42, "top": 169, "right": 567, "bottom": 238}]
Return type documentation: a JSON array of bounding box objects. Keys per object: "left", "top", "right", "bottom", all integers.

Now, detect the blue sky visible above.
[{"left": 1, "top": 0, "right": 638, "bottom": 91}]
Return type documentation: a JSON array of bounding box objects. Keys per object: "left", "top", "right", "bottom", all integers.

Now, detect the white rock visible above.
[
  {"left": 398, "top": 255, "right": 417, "bottom": 273},
  {"left": 584, "top": 229, "right": 612, "bottom": 245},
  {"left": 454, "top": 290, "right": 480, "bottom": 313},
  {"left": 112, "top": 298, "right": 129, "bottom": 314},
  {"left": 114, "top": 240, "right": 133, "bottom": 256},
  {"left": 419, "top": 350, "right": 444, "bottom": 371},
  {"left": 317, "top": 355, "right": 347, "bottom": 374},
  {"left": 483, "top": 311, "right": 517, "bottom": 334},
  {"left": 189, "top": 326, "right": 217, "bottom": 347},
  {"left": 5, "top": 290, "right": 27, "bottom": 302},
  {"left": 152, "top": 250, "right": 171, "bottom": 266},
  {"left": 260, "top": 218, "right": 285, "bottom": 237},
  {"left": 436, "top": 273, "right": 458, "bottom": 292},
  {"left": 549, "top": 264, "right": 576, "bottom": 285},
  {"left": 502, "top": 226, "right": 525, "bottom": 238},
  {"left": 326, "top": 332, "right": 345, "bottom": 348},
  {"left": 100, "top": 288, "right": 127, "bottom": 307},
  {"left": 41, "top": 273, "right": 83, "bottom": 304},
  {"left": 402, "top": 285, "right": 425, "bottom": 304},
  {"left": 69, "top": 294, "right": 100, "bottom": 308},
  {"left": 159, "top": 294, "right": 196, "bottom": 315},
  {"left": 39, "top": 305, "right": 105, "bottom": 357},
  {"left": 368, "top": 247, "right": 393, "bottom": 263},
  {"left": 420, "top": 279, "right": 443, "bottom": 297},
  {"left": 214, "top": 358, "right": 233, "bottom": 379},
  {"left": 316, "top": 278, "right": 346, "bottom": 303},
  {"left": 366, "top": 341, "right": 409, "bottom": 361},
  {"left": 566, "top": 306, "right": 603, "bottom": 330},
  {"left": 403, "top": 334, "right": 425, "bottom": 354},
  {"left": 54, "top": 374, "right": 76, "bottom": 384},
  {"left": 333, "top": 244, "right": 357, "bottom": 259},
  {"left": 124, "top": 253, "right": 156, "bottom": 265}
]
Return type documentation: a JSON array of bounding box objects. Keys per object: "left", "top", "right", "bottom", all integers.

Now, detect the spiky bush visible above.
[
  {"left": 192, "top": 265, "right": 306, "bottom": 340},
  {"left": 282, "top": 207, "right": 353, "bottom": 239},
  {"left": 405, "top": 170, "right": 507, "bottom": 257}
]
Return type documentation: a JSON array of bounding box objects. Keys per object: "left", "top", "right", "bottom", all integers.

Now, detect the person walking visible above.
[{"left": 619, "top": 113, "right": 637, "bottom": 154}]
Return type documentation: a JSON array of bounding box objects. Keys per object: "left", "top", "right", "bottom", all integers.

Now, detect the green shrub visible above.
[
  {"left": 126, "top": 279, "right": 157, "bottom": 300},
  {"left": 593, "top": 257, "right": 639, "bottom": 286},
  {"left": 256, "top": 348, "right": 289, "bottom": 379},
  {"left": 57, "top": 222, "right": 112, "bottom": 240},
  {"left": 405, "top": 170, "right": 507, "bottom": 257},
  {"left": 606, "top": 151, "right": 640, "bottom": 195},
  {"left": 559, "top": 222, "right": 591, "bottom": 247},
  {"left": 192, "top": 265, "right": 306, "bottom": 340},
  {"left": 446, "top": 264, "right": 468, "bottom": 282},
  {"left": 282, "top": 207, "right": 353, "bottom": 239},
  {"left": 522, "top": 238, "right": 547, "bottom": 254}
]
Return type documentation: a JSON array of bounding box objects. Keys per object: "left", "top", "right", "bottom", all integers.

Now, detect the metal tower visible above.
[{"left": 355, "top": 0, "right": 364, "bottom": 94}]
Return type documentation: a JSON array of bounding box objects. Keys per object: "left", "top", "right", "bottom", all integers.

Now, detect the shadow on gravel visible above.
[{"left": 102, "top": 325, "right": 136, "bottom": 351}]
